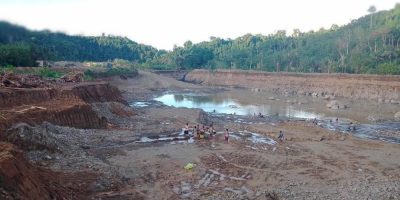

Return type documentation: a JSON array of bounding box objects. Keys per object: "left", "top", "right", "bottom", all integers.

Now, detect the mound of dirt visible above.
[
  {"left": 60, "top": 72, "right": 84, "bottom": 83},
  {"left": 0, "top": 142, "right": 91, "bottom": 200},
  {"left": 0, "top": 81, "right": 127, "bottom": 132},
  {"left": 0, "top": 102, "right": 108, "bottom": 134},
  {"left": 70, "top": 82, "right": 127, "bottom": 104},
  {"left": 0, "top": 72, "right": 53, "bottom": 88},
  {"left": 6, "top": 123, "right": 68, "bottom": 153}
]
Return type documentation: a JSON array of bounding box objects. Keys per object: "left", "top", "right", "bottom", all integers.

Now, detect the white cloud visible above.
[{"left": 0, "top": 0, "right": 398, "bottom": 50}]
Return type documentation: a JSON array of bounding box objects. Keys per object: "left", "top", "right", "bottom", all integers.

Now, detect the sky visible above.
[{"left": 0, "top": 0, "right": 399, "bottom": 50}]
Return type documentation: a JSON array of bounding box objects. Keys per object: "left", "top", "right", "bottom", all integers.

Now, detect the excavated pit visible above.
[{"left": 0, "top": 70, "right": 399, "bottom": 200}]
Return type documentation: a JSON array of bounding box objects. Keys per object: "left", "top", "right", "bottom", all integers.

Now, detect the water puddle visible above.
[
  {"left": 136, "top": 135, "right": 190, "bottom": 144},
  {"left": 237, "top": 130, "right": 277, "bottom": 145},
  {"left": 136, "top": 129, "right": 277, "bottom": 147},
  {"left": 129, "top": 101, "right": 151, "bottom": 107},
  {"left": 154, "top": 93, "right": 321, "bottom": 119}
]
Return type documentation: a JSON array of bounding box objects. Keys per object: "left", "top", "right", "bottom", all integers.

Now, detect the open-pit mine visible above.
[{"left": 0, "top": 69, "right": 399, "bottom": 200}]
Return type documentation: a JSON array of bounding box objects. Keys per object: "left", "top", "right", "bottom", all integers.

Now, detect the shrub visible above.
[
  {"left": 35, "top": 68, "right": 64, "bottom": 78},
  {"left": 0, "top": 65, "right": 16, "bottom": 73},
  {"left": 377, "top": 63, "right": 400, "bottom": 75}
]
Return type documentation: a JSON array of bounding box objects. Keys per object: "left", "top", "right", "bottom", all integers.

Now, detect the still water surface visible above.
[{"left": 154, "top": 93, "right": 321, "bottom": 119}]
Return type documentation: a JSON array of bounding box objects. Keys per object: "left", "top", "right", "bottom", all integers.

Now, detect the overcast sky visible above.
[{"left": 0, "top": 0, "right": 399, "bottom": 50}]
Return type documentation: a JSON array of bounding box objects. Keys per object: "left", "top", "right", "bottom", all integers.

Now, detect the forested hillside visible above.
[
  {"left": 150, "top": 4, "right": 400, "bottom": 74},
  {"left": 1, "top": 4, "right": 400, "bottom": 74},
  {"left": 0, "top": 21, "right": 158, "bottom": 66}
]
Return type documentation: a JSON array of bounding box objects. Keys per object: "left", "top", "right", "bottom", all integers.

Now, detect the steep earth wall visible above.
[
  {"left": 184, "top": 70, "right": 400, "bottom": 101},
  {"left": 151, "top": 70, "right": 189, "bottom": 81},
  {"left": 0, "top": 82, "right": 126, "bottom": 109},
  {"left": 70, "top": 83, "right": 127, "bottom": 104},
  {"left": 0, "top": 82, "right": 125, "bottom": 132}
]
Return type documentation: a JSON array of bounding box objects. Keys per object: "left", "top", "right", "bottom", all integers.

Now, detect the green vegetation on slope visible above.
[
  {"left": 0, "top": 66, "right": 64, "bottom": 78},
  {"left": 151, "top": 4, "right": 400, "bottom": 74},
  {"left": 1, "top": 4, "right": 400, "bottom": 74},
  {"left": 0, "top": 22, "right": 158, "bottom": 66},
  {"left": 83, "top": 59, "right": 138, "bottom": 78}
]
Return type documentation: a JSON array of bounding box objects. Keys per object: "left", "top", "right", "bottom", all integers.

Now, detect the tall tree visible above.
[{"left": 368, "top": 5, "right": 377, "bottom": 28}]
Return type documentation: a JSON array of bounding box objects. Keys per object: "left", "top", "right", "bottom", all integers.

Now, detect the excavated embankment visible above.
[
  {"left": 184, "top": 70, "right": 400, "bottom": 101},
  {"left": 0, "top": 142, "right": 95, "bottom": 200},
  {"left": 0, "top": 78, "right": 128, "bottom": 199},
  {"left": 0, "top": 82, "right": 127, "bottom": 132}
]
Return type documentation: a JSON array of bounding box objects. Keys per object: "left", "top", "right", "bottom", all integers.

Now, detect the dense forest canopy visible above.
[
  {"left": 0, "top": 22, "right": 158, "bottom": 66},
  {"left": 1, "top": 4, "right": 400, "bottom": 74}
]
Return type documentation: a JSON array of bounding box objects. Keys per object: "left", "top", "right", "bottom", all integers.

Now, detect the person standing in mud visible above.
[
  {"left": 184, "top": 123, "right": 189, "bottom": 135},
  {"left": 198, "top": 125, "right": 205, "bottom": 139},
  {"left": 193, "top": 126, "right": 198, "bottom": 138},
  {"left": 278, "top": 130, "right": 284, "bottom": 142},
  {"left": 224, "top": 129, "right": 229, "bottom": 142},
  {"left": 210, "top": 124, "right": 216, "bottom": 135},
  {"left": 196, "top": 124, "right": 200, "bottom": 139},
  {"left": 348, "top": 122, "right": 356, "bottom": 132}
]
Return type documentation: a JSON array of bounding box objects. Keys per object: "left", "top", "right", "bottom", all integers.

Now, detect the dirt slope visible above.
[
  {"left": 185, "top": 69, "right": 400, "bottom": 101},
  {"left": 0, "top": 82, "right": 126, "bottom": 132},
  {"left": 107, "top": 70, "right": 203, "bottom": 100}
]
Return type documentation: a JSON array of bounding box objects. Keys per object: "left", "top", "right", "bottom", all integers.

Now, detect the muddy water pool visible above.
[
  {"left": 146, "top": 90, "right": 400, "bottom": 144},
  {"left": 154, "top": 93, "right": 321, "bottom": 119},
  {"left": 152, "top": 90, "right": 399, "bottom": 123}
]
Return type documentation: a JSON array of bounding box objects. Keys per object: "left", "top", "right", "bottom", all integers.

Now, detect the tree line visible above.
[
  {"left": 149, "top": 4, "right": 400, "bottom": 74},
  {"left": 1, "top": 4, "right": 400, "bottom": 74},
  {"left": 0, "top": 22, "right": 158, "bottom": 66}
]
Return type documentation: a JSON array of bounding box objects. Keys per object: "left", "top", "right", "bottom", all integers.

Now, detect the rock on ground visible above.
[
  {"left": 326, "top": 100, "right": 347, "bottom": 110},
  {"left": 395, "top": 111, "right": 400, "bottom": 121}
]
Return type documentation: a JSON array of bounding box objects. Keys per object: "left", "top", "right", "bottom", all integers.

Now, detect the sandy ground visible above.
[{"left": 92, "top": 119, "right": 400, "bottom": 199}]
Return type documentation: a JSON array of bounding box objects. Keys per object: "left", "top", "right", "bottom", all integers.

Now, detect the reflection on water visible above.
[{"left": 154, "top": 93, "right": 321, "bottom": 119}]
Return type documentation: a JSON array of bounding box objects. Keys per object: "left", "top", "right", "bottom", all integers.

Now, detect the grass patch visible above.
[
  {"left": 0, "top": 65, "right": 16, "bottom": 73},
  {"left": 0, "top": 66, "right": 64, "bottom": 78},
  {"left": 35, "top": 68, "right": 64, "bottom": 78}
]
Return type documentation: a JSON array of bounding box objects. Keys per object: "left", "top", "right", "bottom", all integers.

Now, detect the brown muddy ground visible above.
[
  {"left": 98, "top": 71, "right": 400, "bottom": 199},
  {"left": 1, "top": 70, "right": 399, "bottom": 200},
  {"left": 184, "top": 69, "right": 400, "bottom": 102}
]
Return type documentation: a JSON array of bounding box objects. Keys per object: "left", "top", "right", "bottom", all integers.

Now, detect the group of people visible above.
[
  {"left": 183, "top": 123, "right": 217, "bottom": 139},
  {"left": 183, "top": 122, "right": 285, "bottom": 143},
  {"left": 183, "top": 123, "right": 230, "bottom": 141}
]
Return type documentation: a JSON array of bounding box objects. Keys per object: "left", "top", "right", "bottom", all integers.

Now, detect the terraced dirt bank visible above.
[
  {"left": 0, "top": 70, "right": 399, "bottom": 200},
  {"left": 184, "top": 69, "right": 400, "bottom": 101}
]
